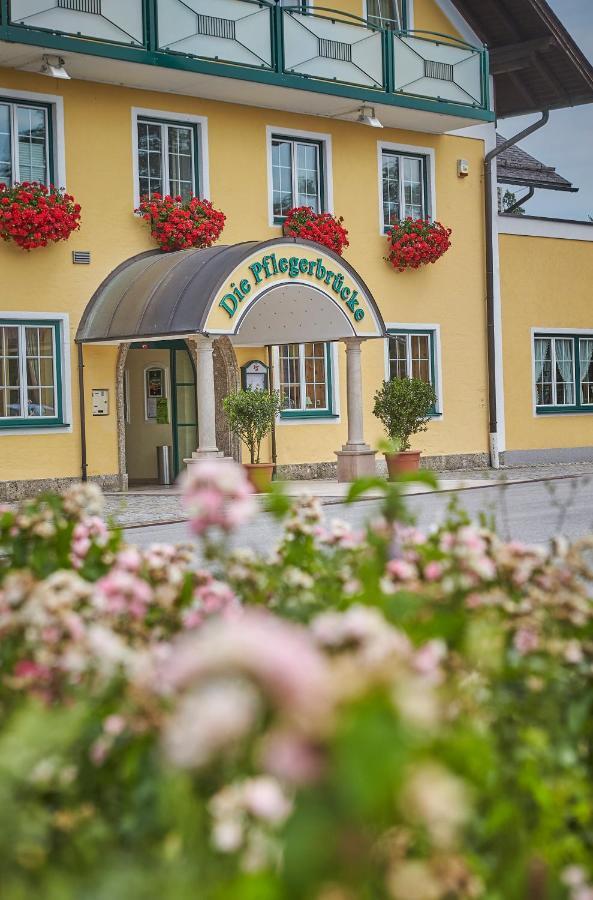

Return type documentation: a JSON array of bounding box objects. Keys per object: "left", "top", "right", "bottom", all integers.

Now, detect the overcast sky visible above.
[{"left": 499, "top": 0, "right": 593, "bottom": 221}]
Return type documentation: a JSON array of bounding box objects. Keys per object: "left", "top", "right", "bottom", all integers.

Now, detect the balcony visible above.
[{"left": 0, "top": 1, "right": 492, "bottom": 130}]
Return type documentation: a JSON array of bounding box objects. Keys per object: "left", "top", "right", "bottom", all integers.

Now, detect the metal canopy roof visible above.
[
  {"left": 496, "top": 134, "right": 577, "bottom": 192},
  {"left": 75, "top": 239, "right": 385, "bottom": 345},
  {"left": 450, "top": 0, "right": 593, "bottom": 117}
]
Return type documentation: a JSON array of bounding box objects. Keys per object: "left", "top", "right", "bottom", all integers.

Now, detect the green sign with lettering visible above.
[{"left": 217, "top": 252, "right": 365, "bottom": 324}]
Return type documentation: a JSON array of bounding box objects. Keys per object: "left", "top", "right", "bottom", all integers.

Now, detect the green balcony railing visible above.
[{"left": 1, "top": 0, "right": 492, "bottom": 119}]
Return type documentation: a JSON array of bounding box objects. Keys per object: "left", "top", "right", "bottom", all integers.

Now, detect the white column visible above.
[
  {"left": 335, "top": 338, "right": 376, "bottom": 481},
  {"left": 344, "top": 338, "right": 366, "bottom": 449},
  {"left": 191, "top": 336, "right": 222, "bottom": 459}
]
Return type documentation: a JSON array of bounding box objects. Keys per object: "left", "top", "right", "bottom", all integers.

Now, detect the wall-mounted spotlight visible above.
[
  {"left": 40, "top": 55, "right": 71, "bottom": 80},
  {"left": 357, "top": 105, "right": 383, "bottom": 128}
]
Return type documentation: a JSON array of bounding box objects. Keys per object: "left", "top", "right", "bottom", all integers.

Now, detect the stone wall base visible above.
[
  {"left": 0, "top": 474, "right": 122, "bottom": 503},
  {"left": 276, "top": 452, "right": 491, "bottom": 481},
  {"left": 501, "top": 447, "right": 593, "bottom": 467}
]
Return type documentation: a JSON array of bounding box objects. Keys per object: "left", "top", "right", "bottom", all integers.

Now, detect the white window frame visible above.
[
  {"left": 377, "top": 141, "right": 436, "bottom": 234},
  {"left": 363, "top": 0, "right": 414, "bottom": 29},
  {"left": 0, "top": 311, "right": 71, "bottom": 436},
  {"left": 271, "top": 342, "right": 341, "bottom": 425},
  {"left": 0, "top": 87, "right": 66, "bottom": 188},
  {"left": 266, "top": 125, "right": 333, "bottom": 228},
  {"left": 384, "top": 323, "right": 443, "bottom": 417},
  {"left": 132, "top": 107, "right": 209, "bottom": 209},
  {"left": 0, "top": 101, "right": 50, "bottom": 186}
]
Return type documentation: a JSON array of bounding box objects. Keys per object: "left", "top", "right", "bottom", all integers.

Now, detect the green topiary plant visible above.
[
  {"left": 373, "top": 377, "right": 437, "bottom": 451},
  {"left": 223, "top": 389, "right": 281, "bottom": 464}
]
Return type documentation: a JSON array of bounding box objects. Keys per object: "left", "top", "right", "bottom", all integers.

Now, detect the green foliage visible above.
[
  {"left": 373, "top": 377, "right": 437, "bottom": 451},
  {"left": 2, "top": 474, "right": 593, "bottom": 898},
  {"left": 222, "top": 389, "right": 281, "bottom": 464}
]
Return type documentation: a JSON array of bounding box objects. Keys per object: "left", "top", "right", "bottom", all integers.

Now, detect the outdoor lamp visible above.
[
  {"left": 40, "top": 55, "right": 71, "bottom": 80},
  {"left": 357, "top": 106, "right": 383, "bottom": 128}
]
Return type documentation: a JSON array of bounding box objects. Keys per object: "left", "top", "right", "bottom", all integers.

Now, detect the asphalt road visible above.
[{"left": 124, "top": 472, "right": 593, "bottom": 551}]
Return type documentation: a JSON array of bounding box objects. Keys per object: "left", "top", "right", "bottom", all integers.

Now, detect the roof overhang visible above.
[
  {"left": 449, "top": 0, "right": 593, "bottom": 116},
  {"left": 75, "top": 240, "right": 386, "bottom": 347}
]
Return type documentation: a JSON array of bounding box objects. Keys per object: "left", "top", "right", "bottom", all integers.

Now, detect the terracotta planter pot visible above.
[
  {"left": 384, "top": 450, "right": 421, "bottom": 479},
  {"left": 244, "top": 463, "right": 275, "bottom": 493}
]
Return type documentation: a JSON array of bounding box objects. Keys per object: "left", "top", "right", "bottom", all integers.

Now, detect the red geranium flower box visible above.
[
  {"left": 386, "top": 218, "right": 452, "bottom": 272},
  {"left": 282, "top": 206, "right": 349, "bottom": 256},
  {"left": 136, "top": 194, "right": 226, "bottom": 253},
  {"left": 0, "top": 182, "right": 81, "bottom": 251}
]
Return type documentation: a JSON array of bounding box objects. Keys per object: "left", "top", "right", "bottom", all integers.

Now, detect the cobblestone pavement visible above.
[{"left": 102, "top": 463, "right": 593, "bottom": 529}]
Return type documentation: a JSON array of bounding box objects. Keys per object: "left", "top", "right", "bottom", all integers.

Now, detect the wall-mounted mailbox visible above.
[{"left": 92, "top": 389, "right": 109, "bottom": 416}]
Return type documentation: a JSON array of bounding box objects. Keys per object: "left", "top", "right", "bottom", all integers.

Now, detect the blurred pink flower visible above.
[
  {"left": 95, "top": 570, "right": 153, "bottom": 620},
  {"left": 513, "top": 627, "right": 539, "bottom": 656},
  {"left": 156, "top": 609, "right": 332, "bottom": 729},
  {"left": 183, "top": 580, "right": 241, "bottom": 629},
  {"left": 424, "top": 561, "right": 444, "bottom": 582},
  {"left": 181, "top": 460, "right": 255, "bottom": 535}
]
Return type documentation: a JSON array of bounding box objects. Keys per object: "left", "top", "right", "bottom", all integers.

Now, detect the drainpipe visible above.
[
  {"left": 484, "top": 110, "right": 549, "bottom": 468},
  {"left": 503, "top": 186, "right": 535, "bottom": 215},
  {"left": 267, "top": 345, "right": 277, "bottom": 472},
  {"left": 77, "top": 342, "right": 88, "bottom": 482}
]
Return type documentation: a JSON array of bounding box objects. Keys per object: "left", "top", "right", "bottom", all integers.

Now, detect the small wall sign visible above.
[
  {"left": 92, "top": 389, "right": 109, "bottom": 416},
  {"left": 146, "top": 367, "right": 165, "bottom": 419},
  {"left": 241, "top": 359, "right": 269, "bottom": 391}
]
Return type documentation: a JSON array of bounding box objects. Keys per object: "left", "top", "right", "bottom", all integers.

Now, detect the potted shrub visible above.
[
  {"left": 0, "top": 181, "right": 81, "bottom": 250},
  {"left": 386, "top": 218, "right": 452, "bottom": 272},
  {"left": 136, "top": 193, "right": 226, "bottom": 252},
  {"left": 223, "top": 389, "right": 282, "bottom": 492},
  {"left": 283, "top": 206, "right": 349, "bottom": 255},
  {"left": 373, "top": 377, "right": 437, "bottom": 477}
]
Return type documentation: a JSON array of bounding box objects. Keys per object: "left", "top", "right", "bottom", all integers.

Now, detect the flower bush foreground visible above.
[
  {"left": 386, "top": 218, "right": 452, "bottom": 271},
  {"left": 0, "top": 182, "right": 81, "bottom": 250},
  {"left": 1, "top": 469, "right": 593, "bottom": 897},
  {"left": 136, "top": 193, "right": 226, "bottom": 252},
  {"left": 283, "top": 205, "right": 349, "bottom": 255}
]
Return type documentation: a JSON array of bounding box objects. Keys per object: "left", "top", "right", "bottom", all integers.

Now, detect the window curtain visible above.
[
  {"left": 555, "top": 339, "right": 574, "bottom": 404},
  {"left": 580, "top": 339, "right": 593, "bottom": 380},
  {"left": 533, "top": 339, "right": 549, "bottom": 384}
]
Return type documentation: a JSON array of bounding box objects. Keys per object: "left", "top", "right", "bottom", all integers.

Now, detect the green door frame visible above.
[{"left": 129, "top": 340, "right": 197, "bottom": 478}]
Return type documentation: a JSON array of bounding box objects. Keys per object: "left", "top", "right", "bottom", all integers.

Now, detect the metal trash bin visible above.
[{"left": 156, "top": 444, "right": 173, "bottom": 486}]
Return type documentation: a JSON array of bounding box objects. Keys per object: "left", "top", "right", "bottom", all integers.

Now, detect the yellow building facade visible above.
[{"left": 0, "top": 0, "right": 592, "bottom": 496}]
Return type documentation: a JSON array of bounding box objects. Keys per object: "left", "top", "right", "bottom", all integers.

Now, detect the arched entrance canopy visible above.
[{"left": 75, "top": 238, "right": 386, "bottom": 346}]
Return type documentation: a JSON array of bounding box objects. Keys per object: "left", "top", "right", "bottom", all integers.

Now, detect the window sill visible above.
[
  {"left": 280, "top": 411, "right": 338, "bottom": 421},
  {"left": 0, "top": 421, "right": 68, "bottom": 431},
  {"left": 536, "top": 407, "right": 593, "bottom": 416}
]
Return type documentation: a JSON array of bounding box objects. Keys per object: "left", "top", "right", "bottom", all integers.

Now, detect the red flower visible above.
[
  {"left": 0, "top": 182, "right": 81, "bottom": 250},
  {"left": 136, "top": 194, "right": 226, "bottom": 252},
  {"left": 385, "top": 218, "right": 452, "bottom": 272},
  {"left": 282, "top": 206, "right": 349, "bottom": 256}
]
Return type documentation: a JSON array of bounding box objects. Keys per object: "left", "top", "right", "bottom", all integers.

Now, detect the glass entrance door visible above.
[{"left": 171, "top": 345, "right": 198, "bottom": 477}]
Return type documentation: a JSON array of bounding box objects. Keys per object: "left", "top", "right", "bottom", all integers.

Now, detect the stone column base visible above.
[
  {"left": 335, "top": 447, "right": 377, "bottom": 482},
  {"left": 184, "top": 452, "right": 234, "bottom": 467}
]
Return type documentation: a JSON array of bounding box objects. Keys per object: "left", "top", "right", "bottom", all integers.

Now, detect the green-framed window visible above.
[
  {"left": 0, "top": 320, "right": 64, "bottom": 428},
  {"left": 534, "top": 334, "right": 593, "bottom": 414},
  {"left": 278, "top": 342, "right": 335, "bottom": 418},
  {"left": 137, "top": 116, "right": 200, "bottom": 201},
  {"left": 388, "top": 328, "right": 439, "bottom": 413},
  {"left": 366, "top": 0, "right": 409, "bottom": 30},
  {"left": 0, "top": 97, "right": 53, "bottom": 186},
  {"left": 382, "top": 149, "right": 428, "bottom": 230},
  {"left": 271, "top": 134, "right": 324, "bottom": 222}
]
